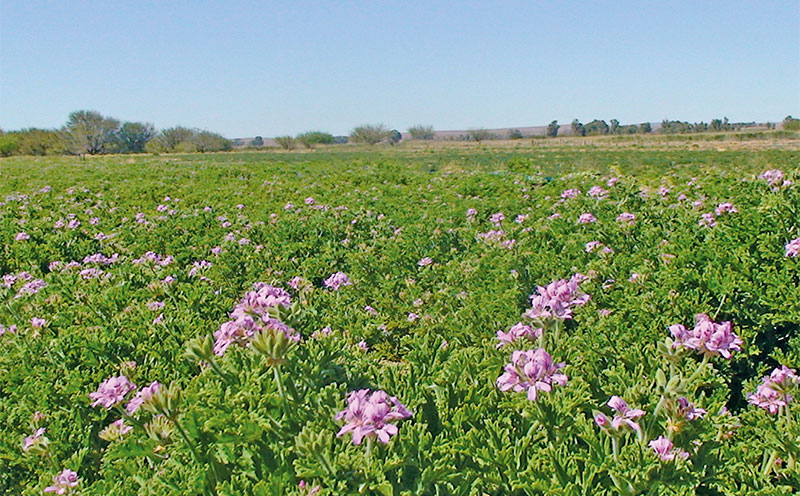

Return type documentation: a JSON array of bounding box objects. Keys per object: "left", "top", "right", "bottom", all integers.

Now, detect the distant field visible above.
[{"left": 1, "top": 143, "right": 800, "bottom": 495}]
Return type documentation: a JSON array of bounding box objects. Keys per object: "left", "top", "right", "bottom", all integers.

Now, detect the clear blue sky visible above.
[{"left": 1, "top": 1, "right": 798, "bottom": 137}]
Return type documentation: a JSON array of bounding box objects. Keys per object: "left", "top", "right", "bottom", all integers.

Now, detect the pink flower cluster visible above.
[
  {"left": 785, "top": 237, "right": 800, "bottom": 257},
  {"left": 669, "top": 313, "right": 743, "bottom": 359},
  {"left": 649, "top": 436, "right": 689, "bottom": 461},
  {"left": 616, "top": 212, "right": 636, "bottom": 225},
  {"left": 588, "top": 186, "right": 608, "bottom": 199},
  {"left": 324, "top": 271, "right": 351, "bottom": 290},
  {"left": 714, "top": 202, "right": 737, "bottom": 215},
  {"left": 496, "top": 348, "right": 568, "bottom": 401},
  {"left": 44, "top": 469, "right": 79, "bottom": 494},
  {"left": 336, "top": 389, "right": 412, "bottom": 445},
  {"left": 524, "top": 274, "right": 590, "bottom": 322},
  {"left": 747, "top": 365, "right": 798, "bottom": 414},
  {"left": 214, "top": 284, "right": 298, "bottom": 355},
  {"left": 594, "top": 396, "right": 646, "bottom": 433},
  {"left": 132, "top": 251, "right": 174, "bottom": 266},
  {"left": 89, "top": 375, "right": 137, "bottom": 409},
  {"left": 496, "top": 322, "right": 542, "bottom": 348},
  {"left": 577, "top": 213, "right": 596, "bottom": 224},
  {"left": 760, "top": 169, "right": 791, "bottom": 191}
]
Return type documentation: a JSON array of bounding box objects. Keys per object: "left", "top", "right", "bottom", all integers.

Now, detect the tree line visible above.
[{"left": 0, "top": 110, "right": 232, "bottom": 157}]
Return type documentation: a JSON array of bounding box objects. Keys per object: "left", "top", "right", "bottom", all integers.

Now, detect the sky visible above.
[{"left": 1, "top": 1, "right": 798, "bottom": 138}]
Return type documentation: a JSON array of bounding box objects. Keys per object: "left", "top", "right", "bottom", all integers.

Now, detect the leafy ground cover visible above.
[{"left": 1, "top": 145, "right": 799, "bottom": 495}]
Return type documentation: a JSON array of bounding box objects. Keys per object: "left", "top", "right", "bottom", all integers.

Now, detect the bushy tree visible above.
[
  {"left": 296, "top": 131, "right": 335, "bottom": 149},
  {"left": 388, "top": 129, "right": 402, "bottom": 145},
  {"left": 192, "top": 130, "right": 232, "bottom": 152},
  {"left": 467, "top": 128, "right": 493, "bottom": 142},
  {"left": 584, "top": 119, "right": 609, "bottom": 136},
  {"left": 116, "top": 122, "right": 155, "bottom": 153},
  {"left": 274, "top": 136, "right": 296, "bottom": 150},
  {"left": 639, "top": 122, "right": 652, "bottom": 133},
  {"left": 350, "top": 124, "right": 390, "bottom": 145},
  {"left": 13, "top": 128, "right": 68, "bottom": 155},
  {"left": 250, "top": 136, "right": 264, "bottom": 147},
  {"left": 571, "top": 119, "right": 585, "bottom": 137},
  {"left": 546, "top": 120, "right": 560, "bottom": 138},
  {"left": 407, "top": 125, "right": 435, "bottom": 140},
  {"left": 0, "top": 133, "right": 19, "bottom": 156},
  {"left": 152, "top": 127, "right": 195, "bottom": 152},
  {"left": 63, "top": 110, "right": 120, "bottom": 155},
  {"left": 783, "top": 116, "right": 800, "bottom": 131},
  {"left": 507, "top": 129, "right": 523, "bottom": 140}
]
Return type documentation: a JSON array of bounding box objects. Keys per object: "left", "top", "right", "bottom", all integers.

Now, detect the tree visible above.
[
  {"left": 63, "top": 110, "right": 120, "bottom": 154},
  {"left": 192, "top": 130, "right": 232, "bottom": 152},
  {"left": 350, "top": 124, "right": 391, "bottom": 145},
  {"left": 507, "top": 129, "right": 523, "bottom": 140},
  {"left": 467, "top": 128, "right": 492, "bottom": 142},
  {"left": 116, "top": 122, "right": 155, "bottom": 153},
  {"left": 610, "top": 119, "right": 620, "bottom": 134},
  {"left": 274, "top": 135, "right": 296, "bottom": 150},
  {"left": 152, "top": 126, "right": 195, "bottom": 152},
  {"left": 388, "top": 129, "right": 402, "bottom": 145},
  {"left": 0, "top": 133, "right": 19, "bottom": 156},
  {"left": 571, "top": 119, "right": 585, "bottom": 137},
  {"left": 584, "top": 119, "right": 609, "bottom": 135},
  {"left": 407, "top": 125, "right": 435, "bottom": 140},
  {"left": 639, "top": 122, "right": 652, "bottom": 133},
  {"left": 546, "top": 120, "right": 560, "bottom": 138},
  {"left": 250, "top": 136, "right": 264, "bottom": 147},
  {"left": 12, "top": 128, "right": 68, "bottom": 155},
  {"left": 296, "top": 131, "right": 335, "bottom": 149},
  {"left": 783, "top": 116, "right": 800, "bottom": 131}
]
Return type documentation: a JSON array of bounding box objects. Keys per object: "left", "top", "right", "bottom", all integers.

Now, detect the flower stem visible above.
[{"left": 171, "top": 418, "right": 201, "bottom": 463}]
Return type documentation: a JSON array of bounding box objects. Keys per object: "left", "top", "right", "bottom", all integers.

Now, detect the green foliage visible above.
[
  {"left": 783, "top": 116, "right": 800, "bottom": 131},
  {"left": 407, "top": 125, "right": 435, "bottom": 140},
  {"left": 547, "top": 120, "right": 560, "bottom": 138},
  {"left": 274, "top": 136, "right": 296, "bottom": 150},
  {"left": 350, "top": 124, "right": 391, "bottom": 145},
  {"left": 116, "top": 122, "right": 156, "bottom": 153},
  {"left": 0, "top": 147, "right": 799, "bottom": 494},
  {"left": 0, "top": 133, "right": 20, "bottom": 156},
  {"left": 296, "top": 132, "right": 335, "bottom": 149}
]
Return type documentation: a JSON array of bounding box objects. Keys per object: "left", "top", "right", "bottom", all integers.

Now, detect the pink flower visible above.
[
  {"left": 496, "top": 348, "right": 568, "bottom": 401},
  {"left": 324, "top": 272, "right": 351, "bottom": 290},
  {"left": 15, "top": 232, "right": 30, "bottom": 241},
  {"left": 496, "top": 322, "right": 542, "bottom": 348},
  {"left": 44, "top": 469, "right": 79, "bottom": 494},
  {"left": 561, "top": 188, "right": 581, "bottom": 199},
  {"left": 304, "top": 197, "right": 315, "bottom": 205},
  {"left": 466, "top": 208, "right": 478, "bottom": 219},
  {"left": 524, "top": 274, "right": 590, "bottom": 322},
  {"left": 585, "top": 241, "right": 603, "bottom": 253},
  {"left": 407, "top": 312, "right": 419, "bottom": 322},
  {"left": 31, "top": 317, "right": 48, "bottom": 328},
  {"left": 670, "top": 314, "right": 742, "bottom": 359},
  {"left": 748, "top": 365, "right": 798, "bottom": 414},
  {"left": 714, "top": 202, "right": 737, "bottom": 215},
  {"left": 356, "top": 340, "right": 369, "bottom": 351},
  {"left": 616, "top": 212, "right": 636, "bottom": 224},
  {"left": 22, "top": 427, "right": 47, "bottom": 451},
  {"left": 649, "top": 436, "right": 689, "bottom": 461},
  {"left": 89, "top": 375, "right": 136, "bottom": 409},
  {"left": 699, "top": 213, "right": 716, "bottom": 227},
  {"left": 588, "top": 186, "right": 608, "bottom": 199},
  {"left": 126, "top": 381, "right": 161, "bottom": 414},
  {"left": 606, "top": 396, "right": 646, "bottom": 432},
  {"left": 760, "top": 169, "right": 788, "bottom": 190},
  {"left": 418, "top": 257, "right": 433, "bottom": 267},
  {"left": 490, "top": 212, "right": 505, "bottom": 225},
  {"left": 336, "top": 389, "right": 412, "bottom": 445},
  {"left": 785, "top": 237, "right": 800, "bottom": 257}
]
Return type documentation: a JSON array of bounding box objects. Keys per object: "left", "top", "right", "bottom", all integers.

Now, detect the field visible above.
[{"left": 1, "top": 141, "right": 800, "bottom": 495}]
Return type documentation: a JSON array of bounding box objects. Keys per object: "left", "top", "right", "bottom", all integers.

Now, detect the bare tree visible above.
[
  {"left": 350, "top": 124, "right": 390, "bottom": 145},
  {"left": 63, "top": 110, "right": 119, "bottom": 155}
]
